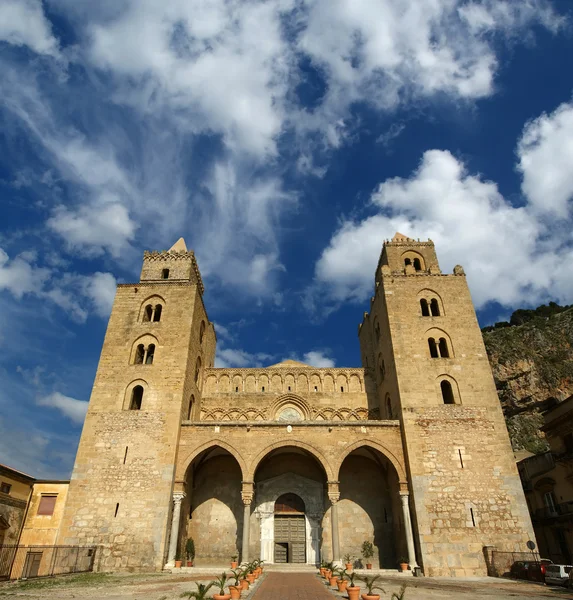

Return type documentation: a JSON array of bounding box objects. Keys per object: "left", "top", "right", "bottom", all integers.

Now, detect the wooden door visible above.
[{"left": 274, "top": 515, "right": 306, "bottom": 563}]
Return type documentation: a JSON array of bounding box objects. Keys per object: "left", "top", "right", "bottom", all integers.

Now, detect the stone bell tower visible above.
[
  {"left": 359, "top": 232, "right": 535, "bottom": 576},
  {"left": 58, "top": 239, "right": 215, "bottom": 571}
]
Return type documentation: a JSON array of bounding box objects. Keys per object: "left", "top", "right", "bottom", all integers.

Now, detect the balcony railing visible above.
[
  {"left": 534, "top": 501, "right": 573, "bottom": 520},
  {"left": 521, "top": 452, "right": 555, "bottom": 479}
]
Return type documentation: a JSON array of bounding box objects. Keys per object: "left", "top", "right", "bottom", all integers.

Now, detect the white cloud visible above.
[
  {"left": 215, "top": 347, "right": 273, "bottom": 368},
  {"left": 517, "top": 101, "right": 573, "bottom": 218},
  {"left": 302, "top": 350, "right": 335, "bottom": 368},
  {"left": 0, "top": 0, "right": 61, "bottom": 58},
  {"left": 37, "top": 392, "right": 89, "bottom": 424},
  {"left": 48, "top": 202, "right": 136, "bottom": 258},
  {"left": 80, "top": 272, "right": 117, "bottom": 319},
  {"left": 0, "top": 248, "right": 50, "bottom": 298},
  {"left": 313, "top": 147, "right": 573, "bottom": 311}
]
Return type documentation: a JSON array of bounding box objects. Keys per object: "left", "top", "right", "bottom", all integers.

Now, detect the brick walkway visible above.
[{"left": 251, "top": 572, "right": 334, "bottom": 600}]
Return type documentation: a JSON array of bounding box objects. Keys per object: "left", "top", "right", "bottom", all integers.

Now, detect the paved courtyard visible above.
[{"left": 0, "top": 570, "right": 572, "bottom": 600}]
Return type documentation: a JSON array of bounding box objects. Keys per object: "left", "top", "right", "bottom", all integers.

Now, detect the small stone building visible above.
[
  {"left": 56, "top": 234, "right": 536, "bottom": 576},
  {"left": 518, "top": 395, "right": 573, "bottom": 564},
  {"left": 0, "top": 464, "right": 34, "bottom": 547}
]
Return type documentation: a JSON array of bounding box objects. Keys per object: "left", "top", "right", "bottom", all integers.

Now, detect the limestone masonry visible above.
[{"left": 57, "top": 234, "right": 535, "bottom": 576}]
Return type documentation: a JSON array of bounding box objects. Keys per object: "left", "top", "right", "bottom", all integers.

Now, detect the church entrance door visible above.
[{"left": 273, "top": 493, "right": 306, "bottom": 563}]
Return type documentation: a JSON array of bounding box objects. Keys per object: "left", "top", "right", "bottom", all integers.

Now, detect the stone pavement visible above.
[{"left": 251, "top": 572, "right": 334, "bottom": 600}]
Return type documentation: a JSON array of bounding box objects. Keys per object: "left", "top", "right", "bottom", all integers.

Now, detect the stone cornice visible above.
[
  {"left": 204, "top": 366, "right": 368, "bottom": 376},
  {"left": 182, "top": 420, "right": 400, "bottom": 428},
  {"left": 142, "top": 250, "right": 205, "bottom": 294}
]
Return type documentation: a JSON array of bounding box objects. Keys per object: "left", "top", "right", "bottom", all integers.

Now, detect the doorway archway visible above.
[{"left": 274, "top": 493, "right": 306, "bottom": 563}]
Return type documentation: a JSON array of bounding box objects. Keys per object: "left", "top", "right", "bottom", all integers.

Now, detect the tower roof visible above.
[
  {"left": 392, "top": 232, "right": 411, "bottom": 242},
  {"left": 169, "top": 237, "right": 188, "bottom": 252}
]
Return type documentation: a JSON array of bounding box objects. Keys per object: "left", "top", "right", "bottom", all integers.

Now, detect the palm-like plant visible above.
[
  {"left": 214, "top": 573, "right": 228, "bottom": 594},
  {"left": 180, "top": 582, "right": 214, "bottom": 599},
  {"left": 391, "top": 584, "right": 407, "bottom": 599},
  {"left": 345, "top": 570, "right": 359, "bottom": 587},
  {"left": 359, "top": 574, "right": 386, "bottom": 596},
  {"left": 229, "top": 569, "right": 243, "bottom": 587}
]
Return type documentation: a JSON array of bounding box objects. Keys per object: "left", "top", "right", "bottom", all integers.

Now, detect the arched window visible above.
[
  {"left": 379, "top": 359, "right": 386, "bottom": 381},
  {"left": 130, "top": 386, "right": 143, "bottom": 410},
  {"left": 135, "top": 344, "right": 145, "bottom": 364},
  {"left": 413, "top": 258, "right": 422, "bottom": 271},
  {"left": 430, "top": 298, "right": 440, "bottom": 316},
  {"left": 199, "top": 321, "right": 205, "bottom": 344},
  {"left": 161, "top": 268, "right": 169, "bottom": 279},
  {"left": 275, "top": 493, "right": 305, "bottom": 514},
  {"left": 420, "top": 299, "right": 430, "bottom": 316},
  {"left": 441, "top": 380, "right": 455, "bottom": 404},
  {"left": 143, "top": 305, "right": 153, "bottom": 322},
  {"left": 145, "top": 344, "right": 155, "bottom": 364},
  {"left": 153, "top": 305, "right": 162, "bottom": 322},
  {"left": 187, "top": 394, "right": 194, "bottom": 420},
  {"left": 194, "top": 357, "right": 202, "bottom": 386},
  {"left": 438, "top": 338, "right": 450, "bottom": 358},
  {"left": 386, "top": 396, "right": 393, "bottom": 419},
  {"left": 428, "top": 338, "right": 438, "bottom": 358},
  {"left": 404, "top": 258, "right": 412, "bottom": 267}
]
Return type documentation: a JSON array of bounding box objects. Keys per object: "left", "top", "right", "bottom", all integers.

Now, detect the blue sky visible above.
[{"left": 1, "top": 0, "right": 573, "bottom": 478}]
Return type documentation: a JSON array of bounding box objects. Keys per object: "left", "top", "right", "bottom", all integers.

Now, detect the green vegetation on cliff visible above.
[{"left": 482, "top": 303, "right": 573, "bottom": 454}]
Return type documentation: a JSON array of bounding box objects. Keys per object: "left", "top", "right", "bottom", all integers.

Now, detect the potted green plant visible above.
[
  {"left": 213, "top": 572, "right": 231, "bottom": 600},
  {"left": 175, "top": 549, "right": 182, "bottom": 569},
  {"left": 229, "top": 569, "right": 243, "bottom": 599},
  {"left": 358, "top": 574, "right": 385, "bottom": 600},
  {"left": 329, "top": 566, "right": 343, "bottom": 588},
  {"left": 180, "top": 581, "right": 214, "bottom": 599},
  {"left": 186, "top": 538, "right": 195, "bottom": 567},
  {"left": 239, "top": 568, "right": 250, "bottom": 591},
  {"left": 344, "top": 553, "right": 353, "bottom": 571},
  {"left": 337, "top": 568, "right": 349, "bottom": 592},
  {"left": 361, "top": 541, "right": 374, "bottom": 569},
  {"left": 231, "top": 554, "right": 238, "bottom": 569},
  {"left": 345, "top": 570, "right": 361, "bottom": 600},
  {"left": 392, "top": 584, "right": 407, "bottom": 599},
  {"left": 398, "top": 557, "right": 409, "bottom": 572}
]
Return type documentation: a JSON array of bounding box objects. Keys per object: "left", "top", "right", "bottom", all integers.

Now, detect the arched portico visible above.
[{"left": 251, "top": 445, "right": 328, "bottom": 565}]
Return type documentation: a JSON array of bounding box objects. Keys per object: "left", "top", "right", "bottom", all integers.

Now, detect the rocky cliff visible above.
[{"left": 482, "top": 303, "right": 573, "bottom": 454}]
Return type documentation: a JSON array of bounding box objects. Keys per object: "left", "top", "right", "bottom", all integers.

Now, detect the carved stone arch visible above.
[
  {"left": 129, "top": 333, "right": 160, "bottom": 364},
  {"left": 177, "top": 439, "right": 248, "bottom": 482},
  {"left": 436, "top": 373, "right": 461, "bottom": 404},
  {"left": 123, "top": 378, "right": 149, "bottom": 410},
  {"left": 424, "top": 327, "right": 454, "bottom": 357},
  {"left": 138, "top": 294, "right": 166, "bottom": 321},
  {"left": 417, "top": 288, "right": 444, "bottom": 316},
  {"left": 309, "top": 373, "right": 322, "bottom": 392},
  {"left": 247, "top": 439, "right": 334, "bottom": 481},
  {"left": 401, "top": 250, "right": 425, "bottom": 271},
  {"left": 336, "top": 439, "right": 407, "bottom": 485},
  {"left": 270, "top": 394, "right": 312, "bottom": 421}
]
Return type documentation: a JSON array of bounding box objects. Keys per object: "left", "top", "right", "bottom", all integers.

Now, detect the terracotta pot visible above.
[
  {"left": 320, "top": 568, "right": 325, "bottom": 577},
  {"left": 231, "top": 561, "right": 238, "bottom": 569},
  {"left": 174, "top": 560, "right": 182, "bottom": 568},
  {"left": 337, "top": 579, "right": 348, "bottom": 592},
  {"left": 240, "top": 579, "right": 249, "bottom": 591},
  {"left": 255, "top": 567, "right": 262, "bottom": 575},
  {"left": 246, "top": 574, "right": 255, "bottom": 584},
  {"left": 186, "top": 561, "right": 193, "bottom": 567},
  {"left": 361, "top": 595, "right": 380, "bottom": 600},
  {"left": 324, "top": 570, "right": 331, "bottom": 579},
  {"left": 329, "top": 576, "right": 339, "bottom": 587},
  {"left": 345, "top": 563, "right": 352, "bottom": 571},
  {"left": 399, "top": 563, "right": 408, "bottom": 572},
  {"left": 213, "top": 595, "right": 231, "bottom": 600},
  {"left": 347, "top": 586, "right": 361, "bottom": 600},
  {"left": 366, "top": 563, "right": 372, "bottom": 570},
  {"left": 229, "top": 585, "right": 241, "bottom": 600}
]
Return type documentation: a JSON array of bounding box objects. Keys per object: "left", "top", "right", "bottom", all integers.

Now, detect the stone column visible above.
[
  {"left": 167, "top": 492, "right": 185, "bottom": 567},
  {"left": 399, "top": 491, "right": 419, "bottom": 568},
  {"left": 241, "top": 482, "right": 254, "bottom": 564},
  {"left": 328, "top": 481, "right": 341, "bottom": 565}
]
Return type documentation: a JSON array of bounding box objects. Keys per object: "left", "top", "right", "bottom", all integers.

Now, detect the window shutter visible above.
[{"left": 37, "top": 495, "right": 57, "bottom": 515}]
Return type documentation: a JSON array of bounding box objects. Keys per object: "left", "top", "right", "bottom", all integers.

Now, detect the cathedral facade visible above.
[{"left": 56, "top": 234, "right": 535, "bottom": 576}]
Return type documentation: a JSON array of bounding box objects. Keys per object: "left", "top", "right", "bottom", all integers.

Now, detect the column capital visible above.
[
  {"left": 327, "top": 480, "right": 340, "bottom": 499},
  {"left": 241, "top": 481, "right": 254, "bottom": 505},
  {"left": 173, "top": 492, "right": 186, "bottom": 504},
  {"left": 328, "top": 491, "right": 340, "bottom": 504}
]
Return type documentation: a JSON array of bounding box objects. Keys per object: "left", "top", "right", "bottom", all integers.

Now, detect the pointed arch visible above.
[
  {"left": 177, "top": 439, "right": 248, "bottom": 482},
  {"left": 247, "top": 440, "right": 334, "bottom": 481},
  {"left": 335, "top": 439, "right": 407, "bottom": 484}
]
